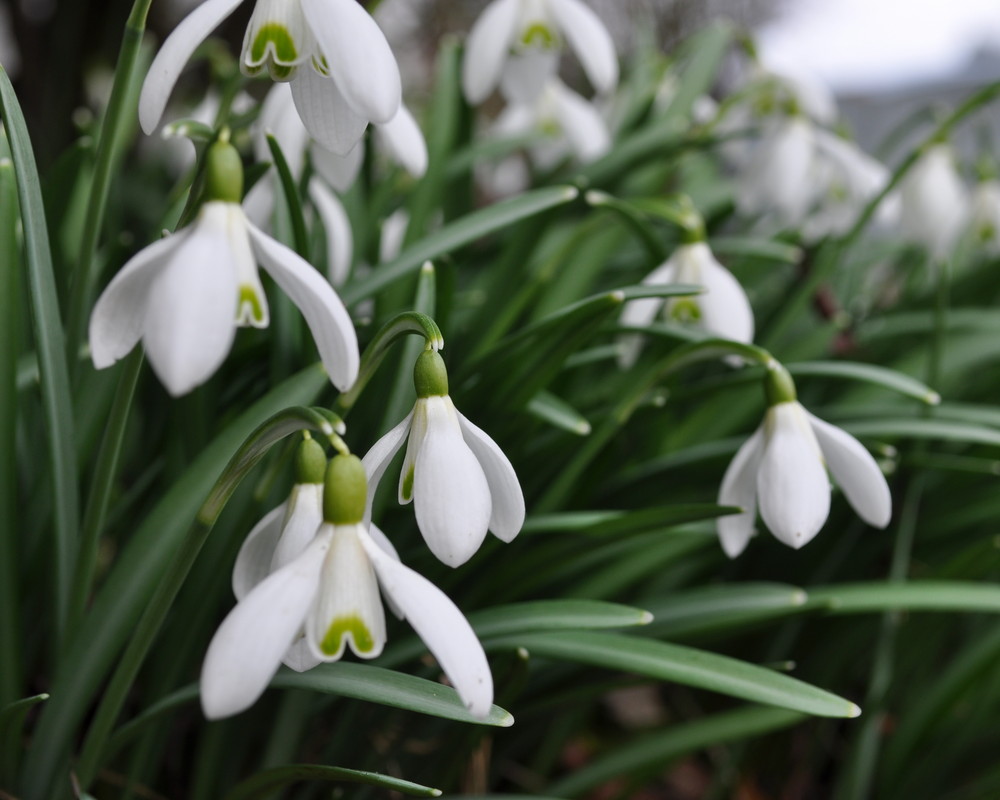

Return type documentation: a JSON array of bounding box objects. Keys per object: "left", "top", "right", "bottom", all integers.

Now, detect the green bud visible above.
[
  {"left": 323, "top": 454, "right": 367, "bottom": 525},
  {"left": 295, "top": 434, "right": 327, "bottom": 485},
  {"left": 204, "top": 135, "right": 244, "bottom": 204},
  {"left": 413, "top": 350, "right": 449, "bottom": 398},
  {"left": 763, "top": 359, "right": 797, "bottom": 406}
]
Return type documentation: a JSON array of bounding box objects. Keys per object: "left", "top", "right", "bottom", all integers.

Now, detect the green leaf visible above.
[
  {"left": 265, "top": 132, "right": 309, "bottom": 258},
  {"left": 473, "top": 600, "right": 653, "bottom": 639},
  {"left": 342, "top": 185, "right": 580, "bottom": 304},
  {"left": 486, "top": 631, "right": 860, "bottom": 718},
  {"left": 526, "top": 390, "right": 592, "bottom": 436},
  {"left": 0, "top": 66, "right": 79, "bottom": 648},
  {"left": 222, "top": 764, "right": 441, "bottom": 800},
  {"left": 710, "top": 236, "right": 803, "bottom": 264},
  {"left": 840, "top": 419, "right": 1000, "bottom": 447},
  {"left": 546, "top": 706, "right": 805, "bottom": 797},
  {"left": 0, "top": 694, "right": 48, "bottom": 782},
  {"left": 807, "top": 581, "right": 1000, "bottom": 614},
  {"left": 641, "top": 583, "right": 810, "bottom": 638},
  {"left": 788, "top": 360, "right": 940, "bottom": 405}
]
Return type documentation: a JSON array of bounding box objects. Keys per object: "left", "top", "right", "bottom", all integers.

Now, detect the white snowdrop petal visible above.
[
  {"left": 290, "top": 67, "right": 370, "bottom": 156},
  {"left": 311, "top": 140, "right": 365, "bottom": 193},
  {"left": 201, "top": 531, "right": 329, "bottom": 719},
  {"left": 232, "top": 502, "right": 287, "bottom": 601},
  {"left": 462, "top": 0, "right": 521, "bottom": 104},
  {"left": 757, "top": 403, "right": 830, "bottom": 549},
  {"left": 138, "top": 0, "right": 246, "bottom": 134},
  {"left": 307, "top": 524, "right": 386, "bottom": 661},
  {"left": 368, "top": 523, "right": 404, "bottom": 619},
  {"left": 376, "top": 105, "right": 428, "bottom": 178},
  {"left": 360, "top": 528, "right": 494, "bottom": 718},
  {"left": 617, "top": 259, "right": 675, "bottom": 369},
  {"left": 282, "top": 637, "right": 322, "bottom": 672},
  {"left": 89, "top": 233, "right": 178, "bottom": 369},
  {"left": 299, "top": 0, "right": 401, "bottom": 123},
  {"left": 499, "top": 51, "right": 560, "bottom": 105},
  {"left": 143, "top": 209, "right": 238, "bottom": 396},
  {"left": 546, "top": 0, "right": 619, "bottom": 93},
  {"left": 717, "top": 426, "right": 765, "bottom": 558},
  {"left": 255, "top": 82, "right": 310, "bottom": 177},
  {"left": 413, "top": 397, "right": 492, "bottom": 567},
  {"left": 307, "top": 178, "right": 353, "bottom": 286},
  {"left": 270, "top": 483, "right": 325, "bottom": 572},
  {"left": 361, "top": 411, "right": 413, "bottom": 522},
  {"left": 456, "top": 410, "right": 525, "bottom": 542},
  {"left": 693, "top": 246, "right": 755, "bottom": 344},
  {"left": 807, "top": 411, "right": 892, "bottom": 529},
  {"left": 548, "top": 81, "right": 611, "bottom": 163},
  {"left": 246, "top": 217, "right": 360, "bottom": 391}
]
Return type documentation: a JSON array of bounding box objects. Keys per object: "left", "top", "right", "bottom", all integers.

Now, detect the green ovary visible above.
[
  {"left": 250, "top": 23, "right": 298, "bottom": 66},
  {"left": 321, "top": 614, "right": 375, "bottom": 655}
]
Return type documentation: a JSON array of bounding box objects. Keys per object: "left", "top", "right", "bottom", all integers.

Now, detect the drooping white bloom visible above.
[
  {"left": 202, "top": 454, "right": 493, "bottom": 720},
  {"left": 463, "top": 0, "right": 618, "bottom": 105},
  {"left": 736, "top": 115, "right": 817, "bottom": 229},
  {"left": 88, "top": 193, "right": 359, "bottom": 395},
  {"left": 138, "top": 0, "right": 401, "bottom": 155},
  {"left": 970, "top": 178, "right": 1000, "bottom": 254},
  {"left": 493, "top": 77, "right": 611, "bottom": 171},
  {"left": 362, "top": 351, "right": 525, "bottom": 567},
  {"left": 718, "top": 399, "right": 892, "bottom": 558},
  {"left": 618, "top": 242, "right": 754, "bottom": 368},
  {"left": 802, "top": 129, "right": 897, "bottom": 242},
  {"left": 898, "top": 143, "right": 969, "bottom": 259}
]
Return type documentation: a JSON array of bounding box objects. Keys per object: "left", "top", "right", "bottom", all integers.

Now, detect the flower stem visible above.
[{"left": 63, "top": 0, "right": 154, "bottom": 375}]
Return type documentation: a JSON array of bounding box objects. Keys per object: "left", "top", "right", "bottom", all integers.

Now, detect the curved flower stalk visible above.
[
  {"left": 362, "top": 350, "right": 525, "bottom": 567},
  {"left": 88, "top": 138, "right": 359, "bottom": 395},
  {"left": 618, "top": 241, "right": 754, "bottom": 368},
  {"left": 898, "top": 143, "right": 969, "bottom": 259},
  {"left": 202, "top": 452, "right": 493, "bottom": 719},
  {"left": 462, "top": 0, "right": 618, "bottom": 105},
  {"left": 138, "top": 0, "right": 401, "bottom": 155},
  {"left": 717, "top": 362, "right": 892, "bottom": 558},
  {"left": 970, "top": 178, "right": 1000, "bottom": 254}
]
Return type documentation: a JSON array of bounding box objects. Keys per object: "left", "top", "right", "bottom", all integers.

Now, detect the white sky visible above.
[{"left": 757, "top": 0, "right": 1000, "bottom": 92}]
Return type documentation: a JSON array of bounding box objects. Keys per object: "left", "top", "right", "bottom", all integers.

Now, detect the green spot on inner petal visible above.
[
  {"left": 520, "top": 22, "right": 557, "bottom": 48},
  {"left": 238, "top": 285, "right": 266, "bottom": 326},
  {"left": 669, "top": 298, "right": 702, "bottom": 323},
  {"left": 321, "top": 614, "right": 375, "bottom": 655},
  {"left": 250, "top": 23, "right": 298, "bottom": 66},
  {"left": 312, "top": 55, "right": 330, "bottom": 76},
  {"left": 401, "top": 466, "right": 415, "bottom": 502}
]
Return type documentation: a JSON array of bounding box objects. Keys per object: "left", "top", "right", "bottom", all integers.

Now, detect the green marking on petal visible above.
[
  {"left": 321, "top": 614, "right": 375, "bottom": 655},
  {"left": 311, "top": 55, "right": 330, "bottom": 77},
  {"left": 250, "top": 23, "right": 299, "bottom": 66},
  {"left": 520, "top": 22, "right": 557, "bottom": 48},
  {"left": 669, "top": 298, "right": 702, "bottom": 323},
  {"left": 401, "top": 465, "right": 415, "bottom": 502},
  {"left": 237, "top": 285, "right": 266, "bottom": 327}
]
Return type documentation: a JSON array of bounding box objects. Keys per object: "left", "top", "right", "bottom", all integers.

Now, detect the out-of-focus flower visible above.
[
  {"left": 618, "top": 241, "right": 754, "bottom": 368},
  {"left": 362, "top": 350, "right": 525, "bottom": 568},
  {"left": 139, "top": 0, "right": 401, "bottom": 155},
  {"left": 971, "top": 178, "right": 1000, "bottom": 253},
  {"left": 89, "top": 138, "right": 359, "bottom": 395},
  {"left": 202, "top": 454, "right": 493, "bottom": 719},
  {"left": 462, "top": 0, "right": 617, "bottom": 105},
  {"left": 736, "top": 115, "right": 816, "bottom": 229},
  {"left": 898, "top": 143, "right": 969, "bottom": 260},
  {"left": 717, "top": 363, "right": 891, "bottom": 558}
]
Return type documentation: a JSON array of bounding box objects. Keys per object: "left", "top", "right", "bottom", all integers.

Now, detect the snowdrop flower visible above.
[
  {"left": 802, "top": 130, "right": 897, "bottom": 243},
  {"left": 362, "top": 350, "right": 525, "bottom": 567},
  {"left": 139, "top": 0, "right": 401, "bottom": 155},
  {"left": 463, "top": 0, "right": 617, "bottom": 105},
  {"left": 898, "top": 143, "right": 969, "bottom": 260},
  {"left": 202, "top": 453, "right": 493, "bottom": 719},
  {"left": 736, "top": 115, "right": 817, "bottom": 229},
  {"left": 618, "top": 241, "right": 754, "bottom": 368},
  {"left": 89, "top": 137, "right": 359, "bottom": 395},
  {"left": 970, "top": 178, "right": 1000, "bottom": 253},
  {"left": 493, "top": 77, "right": 611, "bottom": 171},
  {"left": 717, "top": 362, "right": 891, "bottom": 558}
]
